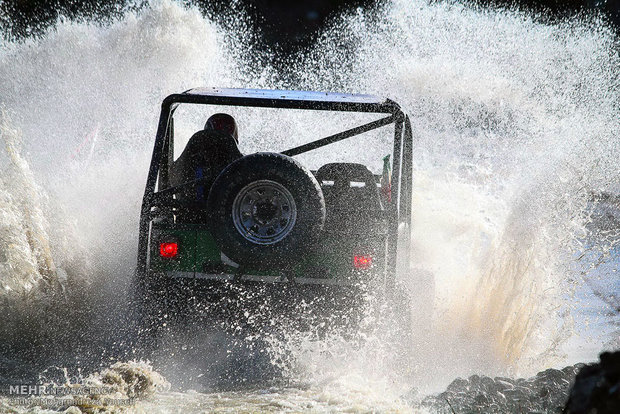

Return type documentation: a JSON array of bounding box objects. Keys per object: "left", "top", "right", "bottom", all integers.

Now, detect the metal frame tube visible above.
[{"left": 282, "top": 115, "right": 395, "bottom": 156}]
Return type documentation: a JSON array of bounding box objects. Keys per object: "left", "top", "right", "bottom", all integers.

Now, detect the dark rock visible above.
[
  {"left": 535, "top": 368, "right": 565, "bottom": 385},
  {"left": 474, "top": 393, "right": 489, "bottom": 405},
  {"left": 494, "top": 376, "right": 516, "bottom": 384},
  {"left": 420, "top": 361, "right": 584, "bottom": 413},
  {"left": 562, "top": 364, "right": 584, "bottom": 377},
  {"left": 481, "top": 375, "right": 496, "bottom": 389},
  {"left": 447, "top": 377, "right": 469, "bottom": 392},
  {"left": 486, "top": 402, "right": 501, "bottom": 412},
  {"left": 538, "top": 385, "right": 550, "bottom": 398},
  {"left": 564, "top": 350, "right": 620, "bottom": 414},
  {"left": 495, "top": 379, "right": 516, "bottom": 391},
  {"left": 503, "top": 388, "right": 527, "bottom": 401}
]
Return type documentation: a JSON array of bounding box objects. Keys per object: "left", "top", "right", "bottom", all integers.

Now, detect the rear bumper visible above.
[
  {"left": 166, "top": 271, "right": 362, "bottom": 286},
  {"left": 138, "top": 270, "right": 371, "bottom": 324}
]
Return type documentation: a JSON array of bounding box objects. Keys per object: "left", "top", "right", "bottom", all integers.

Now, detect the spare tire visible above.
[{"left": 207, "top": 152, "right": 325, "bottom": 268}]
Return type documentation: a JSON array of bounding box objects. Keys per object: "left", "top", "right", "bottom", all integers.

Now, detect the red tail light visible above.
[
  {"left": 353, "top": 255, "right": 372, "bottom": 270},
  {"left": 159, "top": 242, "right": 178, "bottom": 259}
]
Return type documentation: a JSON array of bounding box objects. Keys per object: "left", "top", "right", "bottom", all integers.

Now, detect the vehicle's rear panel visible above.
[
  {"left": 148, "top": 222, "right": 387, "bottom": 284},
  {"left": 148, "top": 163, "right": 390, "bottom": 285}
]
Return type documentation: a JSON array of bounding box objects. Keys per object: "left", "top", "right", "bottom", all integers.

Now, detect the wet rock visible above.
[
  {"left": 468, "top": 374, "right": 482, "bottom": 387},
  {"left": 563, "top": 364, "right": 585, "bottom": 377},
  {"left": 564, "top": 351, "right": 620, "bottom": 414},
  {"left": 481, "top": 376, "right": 496, "bottom": 389},
  {"left": 495, "top": 379, "right": 515, "bottom": 391},
  {"left": 535, "top": 368, "right": 565, "bottom": 389},
  {"left": 447, "top": 377, "right": 469, "bottom": 392},
  {"left": 420, "top": 362, "right": 581, "bottom": 413},
  {"left": 503, "top": 388, "right": 526, "bottom": 399}
]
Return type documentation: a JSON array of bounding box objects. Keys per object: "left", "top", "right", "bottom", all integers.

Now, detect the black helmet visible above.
[{"left": 205, "top": 113, "right": 238, "bottom": 144}]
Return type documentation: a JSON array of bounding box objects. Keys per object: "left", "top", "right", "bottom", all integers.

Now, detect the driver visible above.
[
  {"left": 170, "top": 113, "right": 243, "bottom": 222},
  {"left": 204, "top": 113, "right": 239, "bottom": 144}
]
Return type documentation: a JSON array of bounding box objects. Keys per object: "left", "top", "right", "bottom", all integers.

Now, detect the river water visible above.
[{"left": 0, "top": 0, "right": 619, "bottom": 412}]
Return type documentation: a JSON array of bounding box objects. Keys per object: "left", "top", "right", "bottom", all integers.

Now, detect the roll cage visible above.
[{"left": 137, "top": 88, "right": 413, "bottom": 285}]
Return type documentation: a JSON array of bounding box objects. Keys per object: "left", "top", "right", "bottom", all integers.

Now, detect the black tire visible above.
[{"left": 207, "top": 152, "right": 325, "bottom": 268}]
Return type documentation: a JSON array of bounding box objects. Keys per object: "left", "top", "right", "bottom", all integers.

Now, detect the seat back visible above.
[
  {"left": 315, "top": 163, "right": 381, "bottom": 212},
  {"left": 170, "top": 129, "right": 242, "bottom": 204}
]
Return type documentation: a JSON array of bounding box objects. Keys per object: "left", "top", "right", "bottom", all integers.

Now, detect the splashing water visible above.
[
  {"left": 299, "top": 0, "right": 620, "bottom": 383},
  {"left": 0, "top": 0, "right": 619, "bottom": 411},
  {"left": 0, "top": 111, "right": 57, "bottom": 295}
]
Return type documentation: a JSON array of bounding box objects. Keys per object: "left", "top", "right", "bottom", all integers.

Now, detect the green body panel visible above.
[
  {"left": 149, "top": 224, "right": 385, "bottom": 280},
  {"left": 149, "top": 225, "right": 197, "bottom": 272},
  {"left": 291, "top": 234, "right": 354, "bottom": 279},
  {"left": 195, "top": 230, "right": 222, "bottom": 264}
]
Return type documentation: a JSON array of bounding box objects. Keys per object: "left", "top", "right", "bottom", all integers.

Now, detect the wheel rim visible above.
[{"left": 232, "top": 180, "right": 297, "bottom": 245}]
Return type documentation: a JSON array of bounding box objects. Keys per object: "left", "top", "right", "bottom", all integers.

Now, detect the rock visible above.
[
  {"left": 562, "top": 364, "right": 584, "bottom": 377},
  {"left": 447, "top": 377, "right": 469, "bottom": 392},
  {"left": 481, "top": 376, "right": 496, "bottom": 390},
  {"left": 564, "top": 350, "right": 620, "bottom": 414},
  {"left": 494, "top": 376, "right": 516, "bottom": 384},
  {"left": 420, "top": 361, "right": 584, "bottom": 413},
  {"left": 468, "top": 374, "right": 481, "bottom": 385},
  {"left": 474, "top": 393, "right": 489, "bottom": 405},
  {"left": 503, "top": 388, "right": 527, "bottom": 401},
  {"left": 535, "top": 368, "right": 565, "bottom": 386},
  {"left": 495, "top": 379, "right": 516, "bottom": 391}
]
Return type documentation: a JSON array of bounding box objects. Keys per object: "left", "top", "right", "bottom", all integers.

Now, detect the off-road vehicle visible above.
[{"left": 133, "top": 88, "right": 413, "bottom": 331}]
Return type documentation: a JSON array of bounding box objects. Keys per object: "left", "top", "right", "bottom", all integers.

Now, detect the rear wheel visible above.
[{"left": 207, "top": 152, "right": 325, "bottom": 269}]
